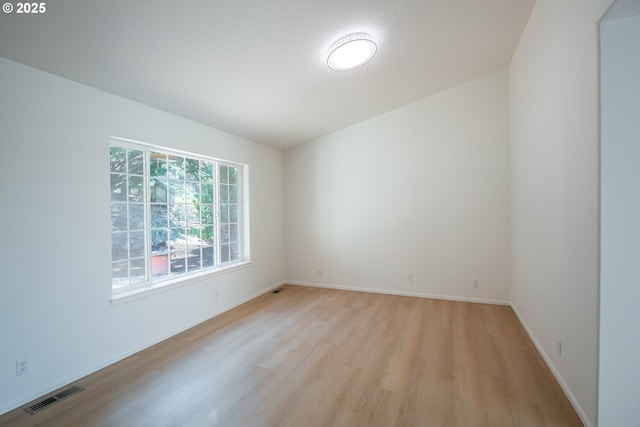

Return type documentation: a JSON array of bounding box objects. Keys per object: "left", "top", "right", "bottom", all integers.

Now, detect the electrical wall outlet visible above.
[
  {"left": 407, "top": 274, "right": 414, "bottom": 283},
  {"left": 557, "top": 339, "right": 562, "bottom": 356},
  {"left": 16, "top": 358, "right": 29, "bottom": 376},
  {"left": 317, "top": 268, "right": 323, "bottom": 276},
  {"left": 473, "top": 279, "right": 479, "bottom": 288}
]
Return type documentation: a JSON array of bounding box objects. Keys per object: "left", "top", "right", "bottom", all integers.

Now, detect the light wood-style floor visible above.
[{"left": 1, "top": 285, "right": 582, "bottom": 427}]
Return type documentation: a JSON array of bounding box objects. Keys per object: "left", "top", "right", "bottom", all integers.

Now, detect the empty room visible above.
[{"left": 1, "top": 0, "right": 639, "bottom": 426}]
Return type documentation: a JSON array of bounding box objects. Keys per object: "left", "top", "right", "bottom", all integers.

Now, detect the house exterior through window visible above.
[{"left": 109, "top": 138, "right": 247, "bottom": 296}]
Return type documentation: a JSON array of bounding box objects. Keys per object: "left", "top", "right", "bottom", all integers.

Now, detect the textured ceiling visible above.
[{"left": 0, "top": 0, "right": 534, "bottom": 148}]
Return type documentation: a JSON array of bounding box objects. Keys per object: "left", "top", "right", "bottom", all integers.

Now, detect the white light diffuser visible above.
[{"left": 327, "top": 32, "right": 377, "bottom": 72}]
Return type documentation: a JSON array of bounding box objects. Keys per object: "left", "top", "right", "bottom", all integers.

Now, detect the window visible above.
[{"left": 109, "top": 139, "right": 247, "bottom": 295}]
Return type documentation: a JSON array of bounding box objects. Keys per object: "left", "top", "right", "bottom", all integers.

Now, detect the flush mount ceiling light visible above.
[{"left": 327, "top": 32, "right": 377, "bottom": 72}]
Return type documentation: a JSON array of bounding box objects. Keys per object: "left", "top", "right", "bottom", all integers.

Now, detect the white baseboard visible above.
[
  {"left": 510, "top": 303, "right": 593, "bottom": 427},
  {"left": 288, "top": 280, "right": 591, "bottom": 426},
  {"left": 3, "top": 280, "right": 589, "bottom": 427},
  {"left": 286, "top": 280, "right": 511, "bottom": 306},
  {"left": 0, "top": 280, "right": 285, "bottom": 417},
  {"left": 216, "top": 281, "right": 285, "bottom": 314}
]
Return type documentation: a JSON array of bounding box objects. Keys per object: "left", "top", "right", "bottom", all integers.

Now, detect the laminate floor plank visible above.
[{"left": 0, "top": 285, "right": 583, "bottom": 427}]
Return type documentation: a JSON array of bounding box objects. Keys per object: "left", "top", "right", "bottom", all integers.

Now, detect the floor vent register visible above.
[{"left": 23, "top": 385, "right": 85, "bottom": 415}]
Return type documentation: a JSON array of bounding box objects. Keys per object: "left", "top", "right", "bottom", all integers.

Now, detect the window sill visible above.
[{"left": 110, "top": 260, "right": 252, "bottom": 306}]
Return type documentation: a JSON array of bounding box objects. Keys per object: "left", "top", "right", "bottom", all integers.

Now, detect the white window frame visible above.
[{"left": 109, "top": 137, "right": 250, "bottom": 304}]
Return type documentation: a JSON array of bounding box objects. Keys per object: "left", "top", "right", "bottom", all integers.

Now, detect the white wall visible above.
[
  {"left": 599, "top": 10, "right": 640, "bottom": 426},
  {"left": 509, "top": 0, "right": 614, "bottom": 425},
  {"left": 0, "top": 58, "right": 285, "bottom": 415},
  {"left": 285, "top": 69, "right": 511, "bottom": 304}
]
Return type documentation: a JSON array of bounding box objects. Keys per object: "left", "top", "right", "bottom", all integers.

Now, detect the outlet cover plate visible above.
[{"left": 16, "top": 358, "right": 29, "bottom": 376}]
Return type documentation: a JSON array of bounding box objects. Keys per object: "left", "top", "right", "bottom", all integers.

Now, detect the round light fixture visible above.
[{"left": 327, "top": 32, "right": 377, "bottom": 72}]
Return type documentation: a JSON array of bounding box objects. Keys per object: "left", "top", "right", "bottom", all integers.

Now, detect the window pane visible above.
[
  {"left": 110, "top": 147, "right": 127, "bottom": 173},
  {"left": 229, "top": 185, "right": 238, "bottom": 203},
  {"left": 111, "top": 232, "right": 128, "bottom": 261},
  {"left": 128, "top": 149, "right": 144, "bottom": 175},
  {"left": 220, "top": 166, "right": 228, "bottom": 184},
  {"left": 111, "top": 203, "right": 127, "bottom": 231},
  {"left": 129, "top": 204, "right": 145, "bottom": 230},
  {"left": 186, "top": 158, "right": 200, "bottom": 181},
  {"left": 151, "top": 228, "right": 168, "bottom": 253},
  {"left": 110, "top": 174, "right": 127, "bottom": 201},
  {"left": 150, "top": 152, "right": 167, "bottom": 177},
  {"left": 169, "top": 180, "right": 185, "bottom": 204},
  {"left": 151, "top": 179, "right": 167, "bottom": 202},
  {"left": 187, "top": 247, "right": 202, "bottom": 272},
  {"left": 130, "top": 258, "right": 146, "bottom": 284},
  {"left": 188, "top": 227, "right": 201, "bottom": 241},
  {"left": 200, "top": 205, "right": 214, "bottom": 225},
  {"left": 228, "top": 167, "right": 238, "bottom": 185},
  {"left": 220, "top": 185, "right": 229, "bottom": 203},
  {"left": 230, "top": 223, "right": 238, "bottom": 243},
  {"left": 221, "top": 244, "right": 230, "bottom": 263},
  {"left": 203, "top": 226, "right": 214, "bottom": 245},
  {"left": 230, "top": 204, "right": 238, "bottom": 222},
  {"left": 186, "top": 204, "right": 200, "bottom": 227},
  {"left": 151, "top": 204, "right": 168, "bottom": 228},
  {"left": 202, "top": 246, "right": 214, "bottom": 268},
  {"left": 186, "top": 181, "right": 200, "bottom": 202},
  {"left": 188, "top": 228, "right": 202, "bottom": 260},
  {"left": 220, "top": 203, "right": 229, "bottom": 223},
  {"left": 170, "top": 252, "right": 186, "bottom": 275},
  {"left": 170, "top": 228, "right": 186, "bottom": 251},
  {"left": 128, "top": 176, "right": 144, "bottom": 202},
  {"left": 201, "top": 161, "right": 214, "bottom": 183},
  {"left": 170, "top": 204, "right": 185, "bottom": 227},
  {"left": 168, "top": 156, "right": 185, "bottom": 180},
  {"left": 129, "top": 231, "right": 145, "bottom": 258},
  {"left": 112, "top": 260, "right": 129, "bottom": 284},
  {"left": 201, "top": 183, "right": 214, "bottom": 203},
  {"left": 151, "top": 254, "right": 169, "bottom": 276},
  {"left": 111, "top": 141, "right": 245, "bottom": 291}
]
